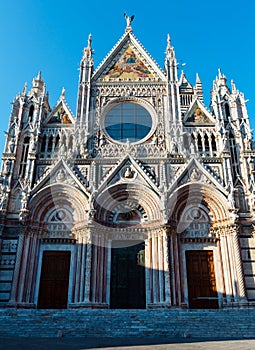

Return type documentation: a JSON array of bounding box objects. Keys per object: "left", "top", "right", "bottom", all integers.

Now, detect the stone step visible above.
[{"left": 0, "top": 309, "right": 255, "bottom": 338}]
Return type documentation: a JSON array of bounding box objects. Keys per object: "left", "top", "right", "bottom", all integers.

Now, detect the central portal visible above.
[{"left": 110, "top": 240, "right": 146, "bottom": 309}]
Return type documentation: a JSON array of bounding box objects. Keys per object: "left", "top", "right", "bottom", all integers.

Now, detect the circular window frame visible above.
[{"left": 101, "top": 97, "right": 157, "bottom": 145}]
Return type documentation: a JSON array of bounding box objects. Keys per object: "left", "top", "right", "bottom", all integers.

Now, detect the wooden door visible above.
[
  {"left": 38, "top": 251, "right": 71, "bottom": 309},
  {"left": 186, "top": 250, "right": 218, "bottom": 309},
  {"left": 110, "top": 240, "right": 145, "bottom": 309}
]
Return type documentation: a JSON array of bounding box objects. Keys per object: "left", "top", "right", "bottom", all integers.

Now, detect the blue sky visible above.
[{"left": 0, "top": 0, "right": 254, "bottom": 153}]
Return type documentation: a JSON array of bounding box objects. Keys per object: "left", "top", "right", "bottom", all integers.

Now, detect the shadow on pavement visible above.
[{"left": 0, "top": 337, "right": 255, "bottom": 350}]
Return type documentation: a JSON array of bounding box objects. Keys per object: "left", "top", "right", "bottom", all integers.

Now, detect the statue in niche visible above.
[
  {"left": 56, "top": 169, "right": 66, "bottom": 182},
  {"left": 189, "top": 168, "right": 201, "bottom": 181},
  {"left": 3, "top": 160, "right": 11, "bottom": 175},
  {"left": 0, "top": 188, "right": 7, "bottom": 209},
  {"left": 123, "top": 166, "right": 133, "bottom": 179},
  {"left": 8, "top": 138, "right": 15, "bottom": 153}
]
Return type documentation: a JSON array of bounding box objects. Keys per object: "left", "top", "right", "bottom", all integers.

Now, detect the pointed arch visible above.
[
  {"left": 19, "top": 135, "right": 30, "bottom": 179},
  {"left": 197, "top": 133, "right": 203, "bottom": 152},
  {"left": 224, "top": 103, "right": 231, "bottom": 118},
  {"left": 211, "top": 133, "right": 217, "bottom": 152}
]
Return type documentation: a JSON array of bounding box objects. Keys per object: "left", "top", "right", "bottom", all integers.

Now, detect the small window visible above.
[
  {"left": 225, "top": 103, "right": 230, "bottom": 118},
  {"left": 29, "top": 105, "right": 34, "bottom": 119}
]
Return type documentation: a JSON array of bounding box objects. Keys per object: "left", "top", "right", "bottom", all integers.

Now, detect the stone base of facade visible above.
[
  {"left": 5, "top": 302, "right": 36, "bottom": 309},
  {"left": 147, "top": 303, "right": 171, "bottom": 309},
  {"left": 222, "top": 300, "right": 250, "bottom": 309},
  {"left": 69, "top": 302, "right": 109, "bottom": 309}
]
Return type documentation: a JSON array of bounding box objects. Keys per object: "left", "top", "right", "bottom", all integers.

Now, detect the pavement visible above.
[{"left": 0, "top": 338, "right": 255, "bottom": 350}]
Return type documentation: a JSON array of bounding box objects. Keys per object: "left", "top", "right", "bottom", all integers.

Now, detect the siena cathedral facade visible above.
[{"left": 0, "top": 17, "right": 255, "bottom": 310}]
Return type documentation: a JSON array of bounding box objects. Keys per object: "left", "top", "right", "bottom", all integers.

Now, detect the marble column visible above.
[
  {"left": 219, "top": 229, "right": 234, "bottom": 305},
  {"left": 231, "top": 226, "right": 247, "bottom": 303},
  {"left": 9, "top": 228, "right": 41, "bottom": 307},
  {"left": 147, "top": 227, "right": 171, "bottom": 308}
]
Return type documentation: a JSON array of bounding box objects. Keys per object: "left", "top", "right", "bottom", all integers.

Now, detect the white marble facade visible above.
[{"left": 0, "top": 18, "right": 255, "bottom": 309}]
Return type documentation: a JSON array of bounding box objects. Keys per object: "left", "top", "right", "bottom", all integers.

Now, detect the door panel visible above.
[
  {"left": 38, "top": 251, "right": 71, "bottom": 309},
  {"left": 186, "top": 250, "right": 218, "bottom": 309},
  {"left": 110, "top": 240, "right": 145, "bottom": 309}
]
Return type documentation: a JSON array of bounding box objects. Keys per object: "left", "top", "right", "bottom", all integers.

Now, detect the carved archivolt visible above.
[
  {"left": 93, "top": 183, "right": 161, "bottom": 226},
  {"left": 28, "top": 183, "right": 89, "bottom": 225},
  {"left": 167, "top": 183, "right": 233, "bottom": 229}
]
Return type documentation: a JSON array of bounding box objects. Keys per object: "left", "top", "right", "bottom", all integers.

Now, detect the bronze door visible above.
[
  {"left": 186, "top": 250, "right": 218, "bottom": 309},
  {"left": 38, "top": 251, "right": 71, "bottom": 309},
  {"left": 110, "top": 240, "right": 145, "bottom": 309}
]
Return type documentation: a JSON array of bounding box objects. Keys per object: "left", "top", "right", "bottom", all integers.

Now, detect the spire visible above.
[
  {"left": 196, "top": 73, "right": 201, "bottom": 84},
  {"left": 195, "top": 73, "right": 204, "bottom": 103},
  {"left": 165, "top": 33, "right": 175, "bottom": 59},
  {"left": 231, "top": 79, "right": 237, "bottom": 93},
  {"left": 124, "top": 13, "right": 134, "bottom": 33},
  {"left": 218, "top": 68, "right": 227, "bottom": 86},
  {"left": 30, "top": 71, "right": 45, "bottom": 97},
  {"left": 87, "top": 33, "right": 92, "bottom": 49},
  {"left": 83, "top": 34, "right": 93, "bottom": 60},
  {"left": 22, "top": 82, "right": 27, "bottom": 97},
  {"left": 167, "top": 33, "right": 171, "bottom": 49}
]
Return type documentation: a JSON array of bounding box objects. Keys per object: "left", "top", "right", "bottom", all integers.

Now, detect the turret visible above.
[
  {"left": 165, "top": 34, "right": 178, "bottom": 83},
  {"left": 30, "top": 71, "right": 45, "bottom": 98},
  {"left": 165, "top": 34, "right": 181, "bottom": 123},
  {"left": 76, "top": 34, "right": 94, "bottom": 131},
  {"left": 0, "top": 73, "right": 50, "bottom": 219}
]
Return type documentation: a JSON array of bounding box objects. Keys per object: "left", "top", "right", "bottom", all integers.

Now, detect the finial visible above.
[
  {"left": 88, "top": 33, "right": 92, "bottom": 48},
  {"left": 61, "top": 87, "right": 66, "bottom": 97},
  {"left": 167, "top": 34, "right": 171, "bottom": 48},
  {"left": 196, "top": 73, "right": 201, "bottom": 84},
  {"left": 83, "top": 33, "right": 93, "bottom": 60},
  {"left": 37, "top": 71, "right": 42, "bottom": 80},
  {"left": 22, "top": 82, "right": 28, "bottom": 96},
  {"left": 124, "top": 13, "right": 135, "bottom": 32},
  {"left": 231, "top": 80, "right": 237, "bottom": 93},
  {"left": 165, "top": 33, "right": 175, "bottom": 59}
]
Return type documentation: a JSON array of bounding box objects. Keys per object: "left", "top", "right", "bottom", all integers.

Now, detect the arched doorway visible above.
[
  {"left": 186, "top": 250, "right": 218, "bottom": 309},
  {"left": 110, "top": 240, "right": 145, "bottom": 309},
  {"left": 38, "top": 251, "right": 71, "bottom": 309},
  {"left": 93, "top": 182, "right": 162, "bottom": 309},
  {"left": 168, "top": 182, "right": 233, "bottom": 309}
]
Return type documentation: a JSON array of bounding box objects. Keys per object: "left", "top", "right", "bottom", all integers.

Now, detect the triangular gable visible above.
[
  {"left": 93, "top": 32, "right": 166, "bottom": 82},
  {"left": 184, "top": 98, "right": 215, "bottom": 125},
  {"left": 44, "top": 95, "right": 75, "bottom": 125},
  {"left": 168, "top": 158, "right": 227, "bottom": 196},
  {"left": 31, "top": 159, "right": 89, "bottom": 196},
  {"left": 97, "top": 154, "right": 160, "bottom": 195},
  {"left": 179, "top": 71, "right": 193, "bottom": 92}
]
